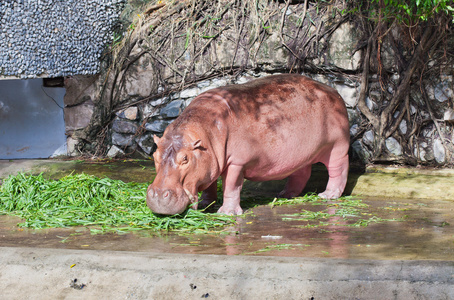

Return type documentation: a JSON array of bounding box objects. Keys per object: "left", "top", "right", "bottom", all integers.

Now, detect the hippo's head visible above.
[{"left": 146, "top": 132, "right": 218, "bottom": 215}]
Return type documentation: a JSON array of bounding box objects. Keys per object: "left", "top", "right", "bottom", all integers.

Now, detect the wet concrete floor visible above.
[{"left": 1, "top": 159, "right": 454, "bottom": 261}]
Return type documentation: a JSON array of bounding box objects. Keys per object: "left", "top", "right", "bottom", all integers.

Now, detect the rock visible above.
[
  {"left": 66, "top": 137, "right": 80, "bottom": 157},
  {"left": 137, "top": 133, "right": 157, "bottom": 154},
  {"left": 111, "top": 132, "right": 135, "bottom": 147},
  {"left": 443, "top": 109, "right": 454, "bottom": 122},
  {"left": 123, "top": 65, "right": 156, "bottom": 98},
  {"left": 142, "top": 104, "right": 161, "bottom": 119},
  {"left": 327, "top": 22, "right": 362, "bottom": 71},
  {"left": 399, "top": 119, "right": 407, "bottom": 135},
  {"left": 428, "top": 76, "right": 453, "bottom": 103},
  {"left": 351, "top": 140, "right": 371, "bottom": 162},
  {"left": 179, "top": 87, "right": 200, "bottom": 98},
  {"left": 236, "top": 76, "right": 250, "bottom": 84},
  {"left": 148, "top": 98, "right": 166, "bottom": 107},
  {"left": 347, "top": 108, "right": 361, "bottom": 126},
  {"left": 309, "top": 74, "right": 330, "bottom": 86},
  {"left": 112, "top": 118, "right": 138, "bottom": 134},
  {"left": 366, "top": 97, "right": 376, "bottom": 111},
  {"left": 362, "top": 130, "right": 375, "bottom": 147},
  {"left": 210, "top": 78, "right": 229, "bottom": 88},
  {"left": 197, "top": 80, "right": 212, "bottom": 89},
  {"left": 335, "top": 83, "right": 357, "bottom": 108},
  {"left": 184, "top": 98, "right": 194, "bottom": 107},
  {"left": 380, "top": 37, "right": 397, "bottom": 72},
  {"left": 423, "top": 127, "right": 435, "bottom": 138},
  {"left": 117, "top": 107, "right": 138, "bottom": 120},
  {"left": 350, "top": 124, "right": 359, "bottom": 137},
  {"left": 145, "top": 119, "right": 171, "bottom": 133},
  {"left": 414, "top": 145, "right": 427, "bottom": 162},
  {"left": 254, "top": 31, "right": 288, "bottom": 69},
  {"left": 64, "top": 100, "right": 94, "bottom": 134},
  {"left": 385, "top": 137, "right": 402, "bottom": 156},
  {"left": 107, "top": 145, "right": 125, "bottom": 158},
  {"left": 198, "top": 80, "right": 214, "bottom": 93},
  {"left": 160, "top": 100, "right": 183, "bottom": 118},
  {"left": 433, "top": 139, "right": 446, "bottom": 164},
  {"left": 50, "top": 143, "right": 68, "bottom": 158}
]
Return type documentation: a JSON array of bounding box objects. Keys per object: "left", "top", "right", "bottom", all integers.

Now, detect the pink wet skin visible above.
[{"left": 146, "top": 74, "right": 350, "bottom": 215}]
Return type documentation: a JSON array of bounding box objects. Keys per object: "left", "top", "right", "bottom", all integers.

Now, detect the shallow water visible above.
[
  {"left": 1, "top": 160, "right": 453, "bottom": 260},
  {"left": 1, "top": 197, "right": 453, "bottom": 260}
]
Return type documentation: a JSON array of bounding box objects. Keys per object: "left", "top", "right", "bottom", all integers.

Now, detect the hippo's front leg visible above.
[{"left": 218, "top": 165, "right": 244, "bottom": 215}]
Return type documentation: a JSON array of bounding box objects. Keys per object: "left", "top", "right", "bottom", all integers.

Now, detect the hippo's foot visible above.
[
  {"left": 217, "top": 205, "right": 243, "bottom": 215},
  {"left": 277, "top": 190, "right": 299, "bottom": 199},
  {"left": 318, "top": 189, "right": 342, "bottom": 200}
]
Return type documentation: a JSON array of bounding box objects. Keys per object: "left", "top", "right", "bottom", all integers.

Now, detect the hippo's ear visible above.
[{"left": 153, "top": 135, "right": 161, "bottom": 146}]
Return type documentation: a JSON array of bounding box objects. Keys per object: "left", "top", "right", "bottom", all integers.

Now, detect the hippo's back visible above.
[
  {"left": 207, "top": 74, "right": 349, "bottom": 141},
  {"left": 189, "top": 74, "right": 350, "bottom": 179}
]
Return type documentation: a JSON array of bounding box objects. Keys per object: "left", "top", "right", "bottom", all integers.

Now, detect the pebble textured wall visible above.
[{"left": 0, "top": 0, "right": 125, "bottom": 78}]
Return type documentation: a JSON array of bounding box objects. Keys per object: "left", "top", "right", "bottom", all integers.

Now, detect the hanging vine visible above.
[{"left": 352, "top": 0, "right": 453, "bottom": 163}]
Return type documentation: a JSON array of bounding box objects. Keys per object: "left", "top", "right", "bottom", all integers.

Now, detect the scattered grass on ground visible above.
[
  {"left": 270, "top": 194, "right": 402, "bottom": 228},
  {"left": 0, "top": 173, "right": 236, "bottom": 234}
]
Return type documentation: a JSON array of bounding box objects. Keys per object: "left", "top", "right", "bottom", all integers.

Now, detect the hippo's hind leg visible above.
[
  {"left": 278, "top": 165, "right": 312, "bottom": 198},
  {"left": 319, "top": 147, "right": 349, "bottom": 200},
  {"left": 199, "top": 180, "right": 218, "bottom": 210}
]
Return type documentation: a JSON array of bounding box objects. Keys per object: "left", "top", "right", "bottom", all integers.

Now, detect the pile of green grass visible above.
[{"left": 0, "top": 173, "right": 235, "bottom": 234}]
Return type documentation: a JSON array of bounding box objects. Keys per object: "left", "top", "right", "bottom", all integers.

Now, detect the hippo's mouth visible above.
[
  {"left": 147, "top": 184, "right": 197, "bottom": 215},
  {"left": 184, "top": 188, "right": 199, "bottom": 209}
]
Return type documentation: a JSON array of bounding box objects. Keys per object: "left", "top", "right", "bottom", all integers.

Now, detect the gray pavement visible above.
[{"left": 1, "top": 247, "right": 453, "bottom": 299}]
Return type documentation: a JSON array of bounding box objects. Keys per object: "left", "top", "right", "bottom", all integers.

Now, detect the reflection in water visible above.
[
  {"left": 225, "top": 234, "right": 241, "bottom": 256},
  {"left": 327, "top": 207, "right": 348, "bottom": 259}
]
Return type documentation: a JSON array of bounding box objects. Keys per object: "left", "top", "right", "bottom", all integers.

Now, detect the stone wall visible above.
[
  {"left": 0, "top": 0, "right": 125, "bottom": 78},
  {"left": 64, "top": 1, "right": 454, "bottom": 166}
]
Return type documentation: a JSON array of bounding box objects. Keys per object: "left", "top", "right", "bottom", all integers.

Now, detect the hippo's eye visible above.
[{"left": 181, "top": 155, "right": 188, "bottom": 165}]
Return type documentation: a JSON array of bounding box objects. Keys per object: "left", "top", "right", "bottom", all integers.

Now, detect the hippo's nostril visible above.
[
  {"left": 148, "top": 187, "right": 156, "bottom": 198},
  {"left": 163, "top": 190, "right": 170, "bottom": 199}
]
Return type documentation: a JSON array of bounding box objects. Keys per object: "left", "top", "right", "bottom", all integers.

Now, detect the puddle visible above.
[{"left": 0, "top": 160, "right": 453, "bottom": 260}]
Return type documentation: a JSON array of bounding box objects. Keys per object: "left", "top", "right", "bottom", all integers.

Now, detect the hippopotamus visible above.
[{"left": 147, "top": 74, "right": 350, "bottom": 215}]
